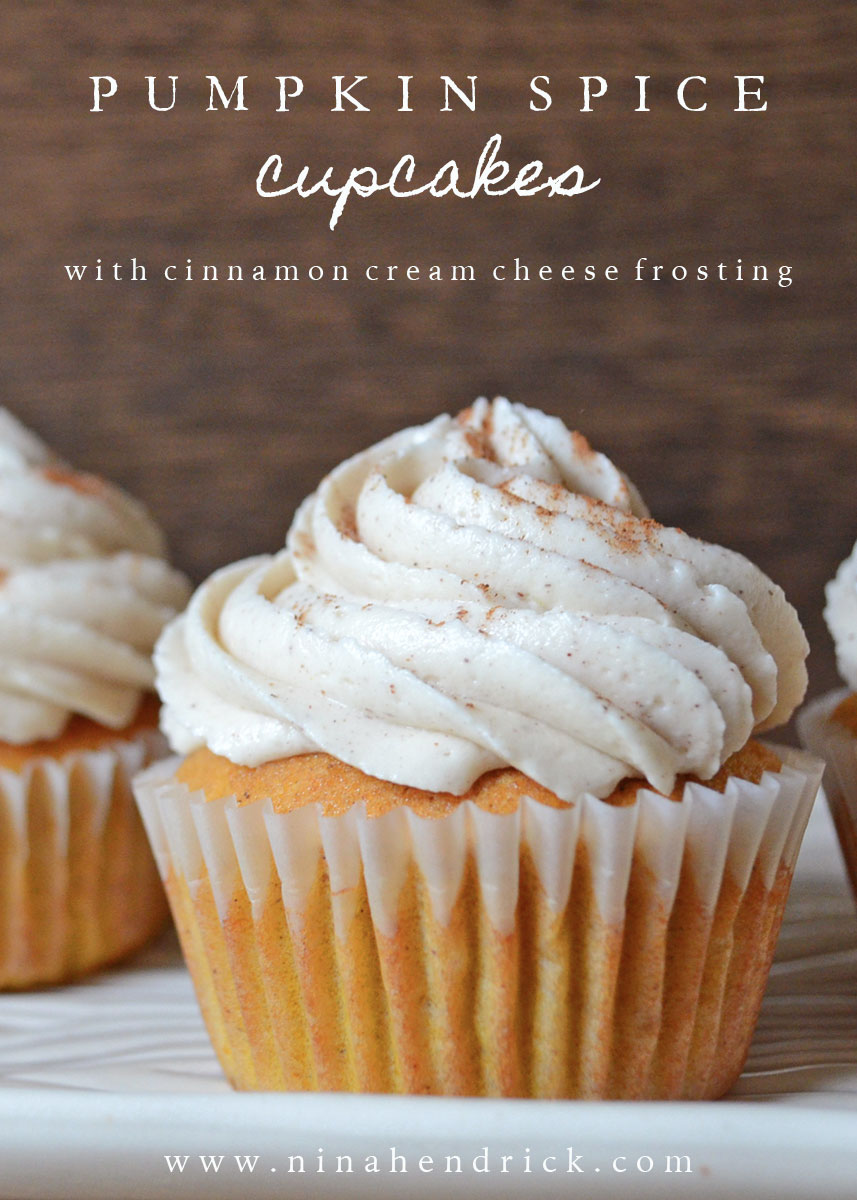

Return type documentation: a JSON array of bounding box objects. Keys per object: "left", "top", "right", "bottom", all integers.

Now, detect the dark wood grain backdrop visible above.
[{"left": 1, "top": 2, "right": 855, "bottom": 716}]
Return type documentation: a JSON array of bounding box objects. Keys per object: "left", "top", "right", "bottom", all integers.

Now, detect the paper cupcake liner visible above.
[
  {"left": 797, "top": 689, "right": 857, "bottom": 902},
  {"left": 134, "top": 746, "right": 821, "bottom": 1099},
  {"left": 0, "top": 730, "right": 170, "bottom": 989}
]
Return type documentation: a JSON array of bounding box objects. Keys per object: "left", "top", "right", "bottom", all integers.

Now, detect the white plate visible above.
[{"left": 1, "top": 796, "right": 855, "bottom": 1199}]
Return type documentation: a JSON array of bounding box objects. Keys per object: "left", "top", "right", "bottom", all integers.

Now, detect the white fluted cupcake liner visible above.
[
  {"left": 797, "top": 689, "right": 857, "bottom": 901},
  {"left": 134, "top": 746, "right": 822, "bottom": 1099},
  {"left": 0, "top": 730, "right": 170, "bottom": 989}
]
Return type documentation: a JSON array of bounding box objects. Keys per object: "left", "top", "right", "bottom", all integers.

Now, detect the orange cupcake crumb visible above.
[
  {"left": 0, "top": 693, "right": 161, "bottom": 773},
  {"left": 831, "top": 692, "right": 857, "bottom": 737},
  {"left": 177, "top": 738, "right": 781, "bottom": 819},
  {"left": 40, "top": 466, "right": 108, "bottom": 497}
]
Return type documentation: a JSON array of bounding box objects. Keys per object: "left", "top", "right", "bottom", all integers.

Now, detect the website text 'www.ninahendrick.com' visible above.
[{"left": 162, "top": 1146, "right": 694, "bottom": 1179}]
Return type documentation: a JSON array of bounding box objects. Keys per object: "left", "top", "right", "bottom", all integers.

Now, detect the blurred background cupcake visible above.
[
  {"left": 0, "top": 409, "right": 190, "bottom": 989},
  {"left": 798, "top": 541, "right": 857, "bottom": 902},
  {"left": 135, "top": 398, "right": 822, "bottom": 1099}
]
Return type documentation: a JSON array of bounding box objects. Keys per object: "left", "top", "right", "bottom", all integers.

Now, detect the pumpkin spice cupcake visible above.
[
  {"left": 135, "top": 398, "right": 821, "bottom": 1098},
  {"left": 0, "top": 409, "right": 190, "bottom": 988},
  {"left": 798, "top": 540, "right": 857, "bottom": 899}
]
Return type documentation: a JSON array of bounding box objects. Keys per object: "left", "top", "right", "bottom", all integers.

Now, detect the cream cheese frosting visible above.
[
  {"left": 0, "top": 409, "right": 190, "bottom": 743},
  {"left": 824, "top": 540, "right": 857, "bottom": 691},
  {"left": 156, "top": 398, "right": 808, "bottom": 801}
]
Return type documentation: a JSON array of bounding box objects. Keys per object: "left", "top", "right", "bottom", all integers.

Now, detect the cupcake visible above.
[
  {"left": 797, "top": 541, "right": 857, "bottom": 898},
  {"left": 135, "top": 397, "right": 821, "bottom": 1098},
  {"left": 0, "top": 409, "right": 190, "bottom": 988}
]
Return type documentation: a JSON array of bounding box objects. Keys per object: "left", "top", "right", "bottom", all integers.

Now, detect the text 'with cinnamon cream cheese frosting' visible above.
[{"left": 156, "top": 398, "right": 807, "bottom": 801}]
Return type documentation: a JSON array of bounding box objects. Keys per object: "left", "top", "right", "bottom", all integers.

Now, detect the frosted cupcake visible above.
[
  {"left": 135, "top": 398, "right": 821, "bottom": 1098},
  {"left": 797, "top": 541, "right": 857, "bottom": 898},
  {"left": 0, "top": 410, "right": 190, "bottom": 988}
]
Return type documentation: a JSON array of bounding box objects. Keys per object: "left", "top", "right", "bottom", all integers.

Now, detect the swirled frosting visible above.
[
  {"left": 0, "top": 409, "right": 190, "bottom": 743},
  {"left": 824, "top": 541, "right": 857, "bottom": 691},
  {"left": 156, "top": 398, "right": 807, "bottom": 800}
]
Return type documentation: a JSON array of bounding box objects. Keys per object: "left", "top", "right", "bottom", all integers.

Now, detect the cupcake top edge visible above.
[
  {"left": 0, "top": 409, "right": 191, "bottom": 744},
  {"left": 824, "top": 539, "right": 857, "bottom": 692},
  {"left": 155, "top": 397, "right": 808, "bottom": 802}
]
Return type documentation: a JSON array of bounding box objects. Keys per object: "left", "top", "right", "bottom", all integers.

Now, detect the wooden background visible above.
[{"left": 1, "top": 2, "right": 855, "bottom": 720}]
